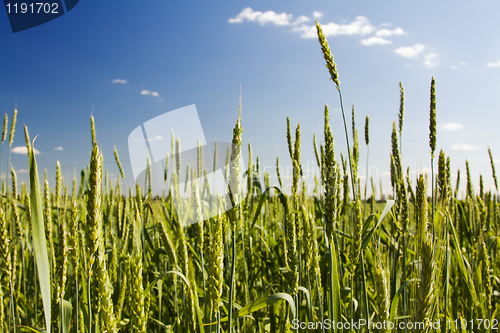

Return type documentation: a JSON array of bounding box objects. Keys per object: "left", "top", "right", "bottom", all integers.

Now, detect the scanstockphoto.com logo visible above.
[
  {"left": 3, "top": 0, "right": 79, "bottom": 32},
  {"left": 128, "top": 105, "right": 244, "bottom": 227}
]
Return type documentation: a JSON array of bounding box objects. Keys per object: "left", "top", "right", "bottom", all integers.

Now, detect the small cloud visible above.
[
  {"left": 360, "top": 36, "right": 392, "bottom": 46},
  {"left": 395, "top": 43, "right": 425, "bottom": 58},
  {"left": 147, "top": 135, "right": 163, "bottom": 142},
  {"left": 228, "top": 7, "right": 293, "bottom": 26},
  {"left": 293, "top": 15, "right": 310, "bottom": 25},
  {"left": 375, "top": 27, "right": 406, "bottom": 37},
  {"left": 12, "top": 146, "right": 40, "bottom": 155},
  {"left": 316, "top": 16, "right": 375, "bottom": 37},
  {"left": 292, "top": 25, "right": 316, "bottom": 38},
  {"left": 294, "top": 16, "right": 375, "bottom": 39},
  {"left": 442, "top": 122, "right": 464, "bottom": 131},
  {"left": 423, "top": 53, "right": 439, "bottom": 68},
  {"left": 460, "top": 61, "right": 467, "bottom": 66},
  {"left": 112, "top": 79, "right": 128, "bottom": 84},
  {"left": 141, "top": 90, "right": 160, "bottom": 97},
  {"left": 381, "top": 22, "right": 392, "bottom": 27},
  {"left": 54, "top": 146, "right": 63, "bottom": 151},
  {"left": 17, "top": 169, "right": 29, "bottom": 173},
  {"left": 487, "top": 60, "right": 500, "bottom": 68},
  {"left": 451, "top": 144, "right": 477, "bottom": 151},
  {"left": 313, "top": 11, "right": 323, "bottom": 19}
]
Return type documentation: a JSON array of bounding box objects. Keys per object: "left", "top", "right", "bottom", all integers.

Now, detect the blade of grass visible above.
[
  {"left": 250, "top": 186, "right": 288, "bottom": 231},
  {"left": 326, "top": 236, "right": 341, "bottom": 333},
  {"left": 361, "top": 200, "right": 395, "bottom": 250},
  {"left": 447, "top": 210, "right": 479, "bottom": 306},
  {"left": 297, "top": 286, "right": 312, "bottom": 322},
  {"left": 389, "top": 279, "right": 417, "bottom": 333},
  {"left": 28, "top": 139, "right": 51, "bottom": 332},
  {"left": 61, "top": 299, "right": 72, "bottom": 333},
  {"left": 219, "top": 293, "right": 296, "bottom": 323}
]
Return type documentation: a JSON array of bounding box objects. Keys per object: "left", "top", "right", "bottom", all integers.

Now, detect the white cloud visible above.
[
  {"left": 460, "top": 61, "right": 467, "bottom": 66},
  {"left": 452, "top": 144, "right": 477, "bottom": 151},
  {"left": 229, "top": 9, "right": 414, "bottom": 54},
  {"left": 17, "top": 169, "right": 29, "bottom": 173},
  {"left": 112, "top": 79, "right": 128, "bottom": 84},
  {"left": 294, "top": 16, "right": 375, "bottom": 39},
  {"left": 442, "top": 122, "right": 464, "bottom": 131},
  {"left": 318, "top": 16, "right": 375, "bottom": 36},
  {"left": 147, "top": 135, "right": 163, "bottom": 142},
  {"left": 293, "top": 15, "right": 310, "bottom": 25},
  {"left": 423, "top": 53, "right": 439, "bottom": 68},
  {"left": 12, "top": 146, "right": 40, "bottom": 155},
  {"left": 292, "top": 25, "right": 316, "bottom": 38},
  {"left": 228, "top": 7, "right": 293, "bottom": 26},
  {"left": 54, "top": 146, "right": 63, "bottom": 151},
  {"left": 487, "top": 60, "right": 500, "bottom": 68},
  {"left": 394, "top": 43, "right": 425, "bottom": 58},
  {"left": 313, "top": 11, "right": 323, "bottom": 19},
  {"left": 141, "top": 90, "right": 159, "bottom": 97},
  {"left": 360, "top": 36, "right": 392, "bottom": 46},
  {"left": 375, "top": 27, "right": 406, "bottom": 37}
]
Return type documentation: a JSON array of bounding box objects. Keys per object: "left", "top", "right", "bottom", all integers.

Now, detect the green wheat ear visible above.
[
  {"left": 2, "top": 113, "right": 7, "bottom": 144},
  {"left": 11, "top": 167, "right": 17, "bottom": 199},
  {"left": 466, "top": 160, "right": 473, "bottom": 199},
  {"left": 9, "top": 108, "right": 17, "bottom": 147},
  {"left": 287, "top": 116, "right": 293, "bottom": 160},
  {"left": 55, "top": 160, "right": 61, "bottom": 207},
  {"left": 398, "top": 81, "right": 405, "bottom": 136},
  {"left": 24, "top": 124, "right": 30, "bottom": 153},
  {"left": 213, "top": 140, "right": 218, "bottom": 172},
  {"left": 90, "top": 115, "right": 96, "bottom": 144},
  {"left": 276, "top": 157, "right": 282, "bottom": 188},
  {"left": 316, "top": 20, "right": 340, "bottom": 88},
  {"left": 247, "top": 142, "right": 253, "bottom": 195},
  {"left": 364, "top": 116, "right": 369, "bottom": 146},
  {"left": 313, "top": 133, "right": 321, "bottom": 169},
  {"left": 488, "top": 148, "right": 498, "bottom": 192},
  {"left": 437, "top": 150, "right": 447, "bottom": 204},
  {"left": 429, "top": 77, "right": 436, "bottom": 158},
  {"left": 454, "top": 169, "right": 461, "bottom": 198},
  {"left": 114, "top": 147, "right": 125, "bottom": 179},
  {"left": 227, "top": 104, "right": 243, "bottom": 229}
]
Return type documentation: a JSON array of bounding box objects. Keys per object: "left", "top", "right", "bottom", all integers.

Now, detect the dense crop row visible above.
[{"left": 0, "top": 21, "right": 498, "bottom": 333}]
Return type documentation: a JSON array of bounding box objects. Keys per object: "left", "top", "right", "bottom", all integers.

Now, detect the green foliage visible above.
[{"left": 0, "top": 32, "right": 498, "bottom": 333}]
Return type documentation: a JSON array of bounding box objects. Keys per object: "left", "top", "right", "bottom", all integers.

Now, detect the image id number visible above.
[{"left": 6, "top": 3, "right": 59, "bottom": 14}]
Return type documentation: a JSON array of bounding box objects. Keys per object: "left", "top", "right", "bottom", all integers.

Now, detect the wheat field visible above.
[{"left": 0, "top": 21, "right": 498, "bottom": 333}]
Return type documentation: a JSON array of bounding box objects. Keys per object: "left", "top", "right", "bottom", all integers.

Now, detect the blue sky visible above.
[{"left": 1, "top": 1, "right": 500, "bottom": 198}]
